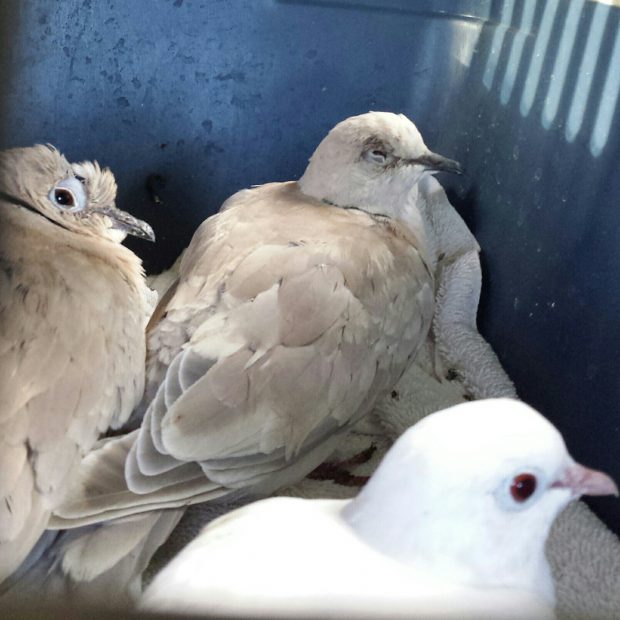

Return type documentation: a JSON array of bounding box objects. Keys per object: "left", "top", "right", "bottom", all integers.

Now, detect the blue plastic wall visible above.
[{"left": 0, "top": 0, "right": 618, "bottom": 531}]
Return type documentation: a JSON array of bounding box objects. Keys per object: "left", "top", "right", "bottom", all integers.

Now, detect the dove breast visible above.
[{"left": 141, "top": 496, "right": 553, "bottom": 619}]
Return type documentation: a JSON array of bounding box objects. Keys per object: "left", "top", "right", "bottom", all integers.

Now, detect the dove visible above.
[
  {"left": 50, "top": 112, "right": 460, "bottom": 535},
  {"left": 141, "top": 398, "right": 618, "bottom": 619},
  {"left": 0, "top": 145, "right": 155, "bottom": 584}
]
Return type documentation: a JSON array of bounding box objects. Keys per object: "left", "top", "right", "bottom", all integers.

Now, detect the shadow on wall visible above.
[
  {"left": 481, "top": 0, "right": 619, "bottom": 157},
  {"left": 441, "top": 0, "right": 620, "bottom": 530}
]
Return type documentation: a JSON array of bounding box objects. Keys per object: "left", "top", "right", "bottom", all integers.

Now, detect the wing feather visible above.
[{"left": 54, "top": 183, "right": 435, "bottom": 523}]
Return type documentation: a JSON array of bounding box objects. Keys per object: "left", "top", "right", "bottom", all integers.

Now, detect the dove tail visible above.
[
  {"left": 0, "top": 486, "right": 50, "bottom": 587},
  {"left": 49, "top": 424, "right": 227, "bottom": 529},
  {"left": 2, "top": 509, "right": 183, "bottom": 606}
]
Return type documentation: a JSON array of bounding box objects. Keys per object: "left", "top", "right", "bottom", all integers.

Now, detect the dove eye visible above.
[
  {"left": 53, "top": 188, "right": 75, "bottom": 206},
  {"left": 510, "top": 473, "right": 537, "bottom": 502},
  {"left": 363, "top": 148, "right": 388, "bottom": 165},
  {"left": 48, "top": 176, "right": 87, "bottom": 212}
]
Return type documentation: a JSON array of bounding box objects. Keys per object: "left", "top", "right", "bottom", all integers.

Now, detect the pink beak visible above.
[{"left": 552, "top": 463, "right": 618, "bottom": 497}]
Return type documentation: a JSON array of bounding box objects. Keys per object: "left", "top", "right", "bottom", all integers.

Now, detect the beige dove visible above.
[
  {"left": 0, "top": 145, "right": 155, "bottom": 584},
  {"left": 49, "top": 113, "right": 460, "bottom": 560}
]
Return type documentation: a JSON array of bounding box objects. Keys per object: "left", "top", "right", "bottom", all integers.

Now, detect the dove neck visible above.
[
  {"left": 0, "top": 189, "right": 71, "bottom": 233},
  {"left": 341, "top": 467, "right": 557, "bottom": 604},
  {"left": 298, "top": 164, "right": 425, "bottom": 229},
  {"left": 1, "top": 201, "right": 150, "bottom": 309}
]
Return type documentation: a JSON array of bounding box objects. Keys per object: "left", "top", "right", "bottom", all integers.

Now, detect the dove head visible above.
[
  {"left": 298, "top": 111, "right": 462, "bottom": 221},
  {"left": 0, "top": 144, "right": 154, "bottom": 243},
  {"left": 343, "top": 398, "right": 617, "bottom": 603}
]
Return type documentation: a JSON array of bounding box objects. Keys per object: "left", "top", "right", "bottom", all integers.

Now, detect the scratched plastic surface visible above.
[{"left": 0, "top": 0, "right": 618, "bottom": 530}]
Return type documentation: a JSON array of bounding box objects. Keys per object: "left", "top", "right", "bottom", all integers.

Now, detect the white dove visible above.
[
  {"left": 141, "top": 398, "right": 618, "bottom": 619},
  {"left": 48, "top": 113, "right": 460, "bottom": 558},
  {"left": 0, "top": 145, "right": 155, "bottom": 584}
]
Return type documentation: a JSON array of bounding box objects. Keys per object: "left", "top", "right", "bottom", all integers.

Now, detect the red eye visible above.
[{"left": 510, "top": 473, "right": 537, "bottom": 502}]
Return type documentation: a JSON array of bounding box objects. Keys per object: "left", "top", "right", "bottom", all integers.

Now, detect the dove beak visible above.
[
  {"left": 407, "top": 151, "right": 464, "bottom": 176},
  {"left": 552, "top": 463, "right": 618, "bottom": 498},
  {"left": 96, "top": 206, "right": 156, "bottom": 242}
]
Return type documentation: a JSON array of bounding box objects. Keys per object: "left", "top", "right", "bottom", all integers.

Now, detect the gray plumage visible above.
[{"left": 0, "top": 145, "right": 155, "bottom": 583}]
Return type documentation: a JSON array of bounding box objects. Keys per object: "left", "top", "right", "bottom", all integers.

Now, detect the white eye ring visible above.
[
  {"left": 48, "top": 176, "right": 87, "bottom": 212},
  {"left": 363, "top": 149, "right": 388, "bottom": 165}
]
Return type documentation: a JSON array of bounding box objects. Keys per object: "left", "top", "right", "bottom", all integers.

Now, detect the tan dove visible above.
[
  {"left": 50, "top": 113, "right": 459, "bottom": 548},
  {"left": 0, "top": 145, "right": 155, "bottom": 584}
]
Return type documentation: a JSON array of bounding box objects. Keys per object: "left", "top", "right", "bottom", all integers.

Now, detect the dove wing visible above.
[{"left": 55, "top": 183, "right": 434, "bottom": 522}]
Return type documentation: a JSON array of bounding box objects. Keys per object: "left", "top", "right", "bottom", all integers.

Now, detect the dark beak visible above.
[
  {"left": 552, "top": 463, "right": 618, "bottom": 498},
  {"left": 98, "top": 207, "right": 156, "bottom": 242},
  {"left": 408, "top": 151, "right": 464, "bottom": 176}
]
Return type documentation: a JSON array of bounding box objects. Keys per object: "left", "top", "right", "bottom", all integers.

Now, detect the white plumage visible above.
[{"left": 142, "top": 398, "right": 617, "bottom": 618}]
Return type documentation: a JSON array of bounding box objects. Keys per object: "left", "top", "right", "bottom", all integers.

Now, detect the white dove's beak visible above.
[{"left": 552, "top": 463, "right": 618, "bottom": 497}]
